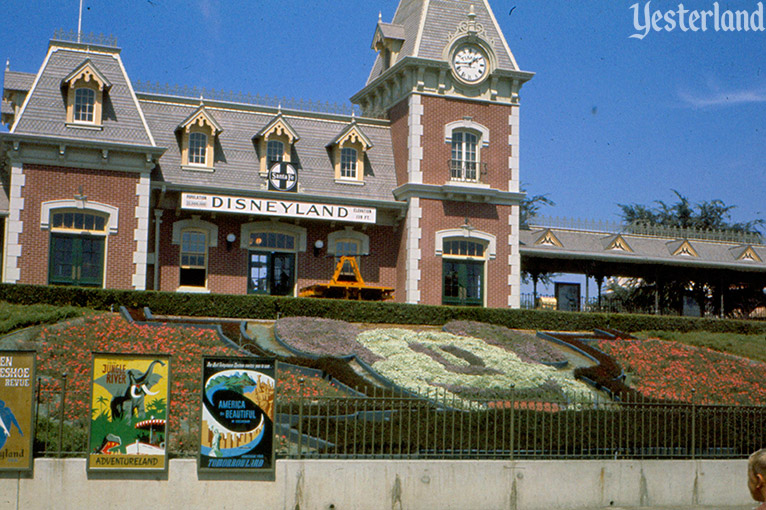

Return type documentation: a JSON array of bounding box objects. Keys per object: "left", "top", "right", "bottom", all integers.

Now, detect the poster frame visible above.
[
  {"left": 0, "top": 350, "right": 36, "bottom": 473},
  {"left": 87, "top": 352, "right": 171, "bottom": 475},
  {"left": 197, "top": 355, "right": 277, "bottom": 477}
]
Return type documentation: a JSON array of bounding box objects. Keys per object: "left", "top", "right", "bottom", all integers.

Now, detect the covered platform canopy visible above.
[{"left": 519, "top": 218, "right": 766, "bottom": 316}]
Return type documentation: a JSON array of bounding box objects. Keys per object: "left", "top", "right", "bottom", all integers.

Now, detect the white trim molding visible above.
[
  {"left": 405, "top": 197, "right": 422, "bottom": 303},
  {"left": 171, "top": 216, "right": 218, "bottom": 247},
  {"left": 444, "top": 119, "right": 490, "bottom": 148},
  {"left": 40, "top": 199, "right": 119, "bottom": 235},
  {"left": 508, "top": 204, "right": 521, "bottom": 308},
  {"left": 407, "top": 94, "right": 424, "bottom": 184},
  {"left": 435, "top": 227, "right": 497, "bottom": 260},
  {"left": 132, "top": 172, "right": 151, "bottom": 290},
  {"left": 327, "top": 227, "right": 370, "bottom": 255},
  {"left": 3, "top": 161, "right": 25, "bottom": 283},
  {"left": 239, "top": 221, "right": 307, "bottom": 252}
]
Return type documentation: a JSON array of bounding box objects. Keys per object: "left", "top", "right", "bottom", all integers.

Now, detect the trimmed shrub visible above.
[{"left": 1, "top": 283, "right": 765, "bottom": 334}]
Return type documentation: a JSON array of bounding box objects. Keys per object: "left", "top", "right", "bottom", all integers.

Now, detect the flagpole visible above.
[{"left": 77, "top": 0, "right": 83, "bottom": 43}]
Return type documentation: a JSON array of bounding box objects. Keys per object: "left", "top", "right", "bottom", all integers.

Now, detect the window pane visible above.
[
  {"left": 73, "top": 212, "right": 84, "bottom": 230},
  {"left": 340, "top": 148, "right": 357, "bottom": 179},
  {"left": 267, "top": 140, "right": 284, "bottom": 163},
  {"left": 74, "top": 88, "right": 95, "bottom": 122},
  {"left": 189, "top": 132, "right": 207, "bottom": 165}
]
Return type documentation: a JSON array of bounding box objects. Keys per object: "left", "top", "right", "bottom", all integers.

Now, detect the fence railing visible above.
[
  {"left": 519, "top": 293, "right": 659, "bottom": 315},
  {"left": 36, "top": 383, "right": 766, "bottom": 461},
  {"left": 528, "top": 215, "right": 763, "bottom": 245},
  {"left": 448, "top": 159, "right": 488, "bottom": 184}
]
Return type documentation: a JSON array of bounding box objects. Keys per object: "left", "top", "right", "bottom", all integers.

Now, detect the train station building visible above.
[{"left": 2, "top": 0, "right": 764, "bottom": 312}]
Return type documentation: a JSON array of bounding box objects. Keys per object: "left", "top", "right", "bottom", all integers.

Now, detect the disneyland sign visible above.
[{"left": 181, "top": 193, "right": 377, "bottom": 224}]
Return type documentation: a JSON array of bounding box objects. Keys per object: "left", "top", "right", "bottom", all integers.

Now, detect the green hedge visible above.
[{"left": 0, "top": 283, "right": 764, "bottom": 334}]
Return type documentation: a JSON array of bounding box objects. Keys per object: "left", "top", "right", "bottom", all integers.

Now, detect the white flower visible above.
[{"left": 355, "top": 329, "right": 593, "bottom": 404}]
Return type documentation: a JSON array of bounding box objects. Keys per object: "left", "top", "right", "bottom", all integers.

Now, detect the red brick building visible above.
[{"left": 0, "top": 0, "right": 533, "bottom": 308}]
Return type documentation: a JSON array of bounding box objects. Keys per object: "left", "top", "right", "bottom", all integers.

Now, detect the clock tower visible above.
[{"left": 352, "top": 0, "right": 534, "bottom": 308}]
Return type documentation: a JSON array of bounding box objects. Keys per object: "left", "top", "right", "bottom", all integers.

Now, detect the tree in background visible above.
[
  {"left": 619, "top": 190, "right": 763, "bottom": 235},
  {"left": 611, "top": 191, "right": 765, "bottom": 316},
  {"left": 519, "top": 186, "right": 556, "bottom": 304}
]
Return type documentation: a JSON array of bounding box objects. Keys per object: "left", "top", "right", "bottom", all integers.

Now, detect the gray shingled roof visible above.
[
  {"left": 520, "top": 228, "right": 766, "bottom": 271},
  {"left": 11, "top": 45, "right": 154, "bottom": 147},
  {"left": 140, "top": 98, "right": 399, "bottom": 204},
  {"left": 368, "top": 0, "right": 519, "bottom": 84},
  {"left": 3, "top": 70, "right": 35, "bottom": 92},
  {"left": 1, "top": 99, "right": 12, "bottom": 116}
]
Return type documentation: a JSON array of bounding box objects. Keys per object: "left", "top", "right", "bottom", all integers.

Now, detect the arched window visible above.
[
  {"left": 74, "top": 88, "right": 96, "bottom": 123},
  {"left": 450, "top": 130, "right": 478, "bottom": 182},
  {"left": 340, "top": 147, "right": 358, "bottom": 179},
  {"left": 188, "top": 132, "right": 208, "bottom": 165}
]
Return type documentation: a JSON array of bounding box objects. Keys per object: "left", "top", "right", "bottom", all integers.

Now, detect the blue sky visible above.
[{"left": 2, "top": 0, "right": 764, "bottom": 229}]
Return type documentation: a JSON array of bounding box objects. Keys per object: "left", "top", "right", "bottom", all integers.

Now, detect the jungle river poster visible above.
[
  {"left": 0, "top": 350, "right": 35, "bottom": 472},
  {"left": 198, "top": 356, "right": 275, "bottom": 474},
  {"left": 88, "top": 353, "right": 170, "bottom": 473}
]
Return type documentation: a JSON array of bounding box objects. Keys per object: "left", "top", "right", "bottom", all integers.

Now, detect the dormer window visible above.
[
  {"left": 371, "top": 21, "right": 405, "bottom": 71},
  {"left": 329, "top": 121, "right": 373, "bottom": 184},
  {"left": 62, "top": 59, "right": 111, "bottom": 128},
  {"left": 176, "top": 104, "right": 222, "bottom": 172},
  {"left": 254, "top": 113, "right": 299, "bottom": 175}
]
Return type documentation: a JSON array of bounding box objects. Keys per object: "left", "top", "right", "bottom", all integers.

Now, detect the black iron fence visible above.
[{"left": 35, "top": 383, "right": 765, "bottom": 461}]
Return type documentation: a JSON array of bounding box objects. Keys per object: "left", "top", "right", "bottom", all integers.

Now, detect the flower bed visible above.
[
  {"left": 444, "top": 320, "right": 567, "bottom": 365},
  {"left": 34, "top": 313, "right": 352, "bottom": 455},
  {"left": 36, "top": 314, "right": 236, "bottom": 453},
  {"left": 597, "top": 337, "right": 766, "bottom": 405},
  {"left": 274, "top": 316, "right": 381, "bottom": 364},
  {"left": 356, "top": 328, "right": 592, "bottom": 405}
]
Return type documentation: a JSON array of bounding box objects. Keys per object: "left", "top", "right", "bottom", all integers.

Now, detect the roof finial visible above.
[
  {"left": 378, "top": 11, "right": 382, "bottom": 22},
  {"left": 5, "top": 59, "right": 9, "bottom": 72},
  {"left": 278, "top": 102, "right": 282, "bottom": 113}
]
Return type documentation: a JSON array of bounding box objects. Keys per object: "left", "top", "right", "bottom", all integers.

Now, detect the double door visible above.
[
  {"left": 248, "top": 252, "right": 295, "bottom": 296},
  {"left": 442, "top": 259, "right": 483, "bottom": 306},
  {"left": 48, "top": 234, "right": 104, "bottom": 286}
]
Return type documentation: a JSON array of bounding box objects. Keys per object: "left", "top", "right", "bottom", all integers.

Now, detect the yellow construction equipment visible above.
[{"left": 299, "top": 256, "right": 394, "bottom": 301}]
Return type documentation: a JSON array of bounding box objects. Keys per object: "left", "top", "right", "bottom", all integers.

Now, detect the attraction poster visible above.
[
  {"left": 198, "top": 356, "right": 276, "bottom": 474},
  {"left": 0, "top": 351, "right": 35, "bottom": 472},
  {"left": 88, "top": 353, "right": 171, "bottom": 473}
]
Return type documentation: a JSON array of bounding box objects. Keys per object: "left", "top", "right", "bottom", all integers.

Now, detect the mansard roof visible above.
[
  {"left": 9, "top": 41, "right": 155, "bottom": 147},
  {"left": 520, "top": 227, "right": 766, "bottom": 272},
  {"left": 139, "top": 95, "right": 397, "bottom": 204},
  {"left": 3, "top": 69, "right": 35, "bottom": 92},
  {"left": 367, "top": 0, "right": 521, "bottom": 85}
]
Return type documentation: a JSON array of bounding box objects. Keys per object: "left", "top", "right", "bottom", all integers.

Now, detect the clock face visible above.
[{"left": 453, "top": 45, "right": 488, "bottom": 83}]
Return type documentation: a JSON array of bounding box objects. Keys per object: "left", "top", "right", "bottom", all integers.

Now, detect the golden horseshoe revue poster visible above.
[
  {"left": 199, "top": 356, "right": 275, "bottom": 474},
  {"left": 88, "top": 353, "right": 171, "bottom": 473},
  {"left": 0, "top": 350, "right": 35, "bottom": 472}
]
